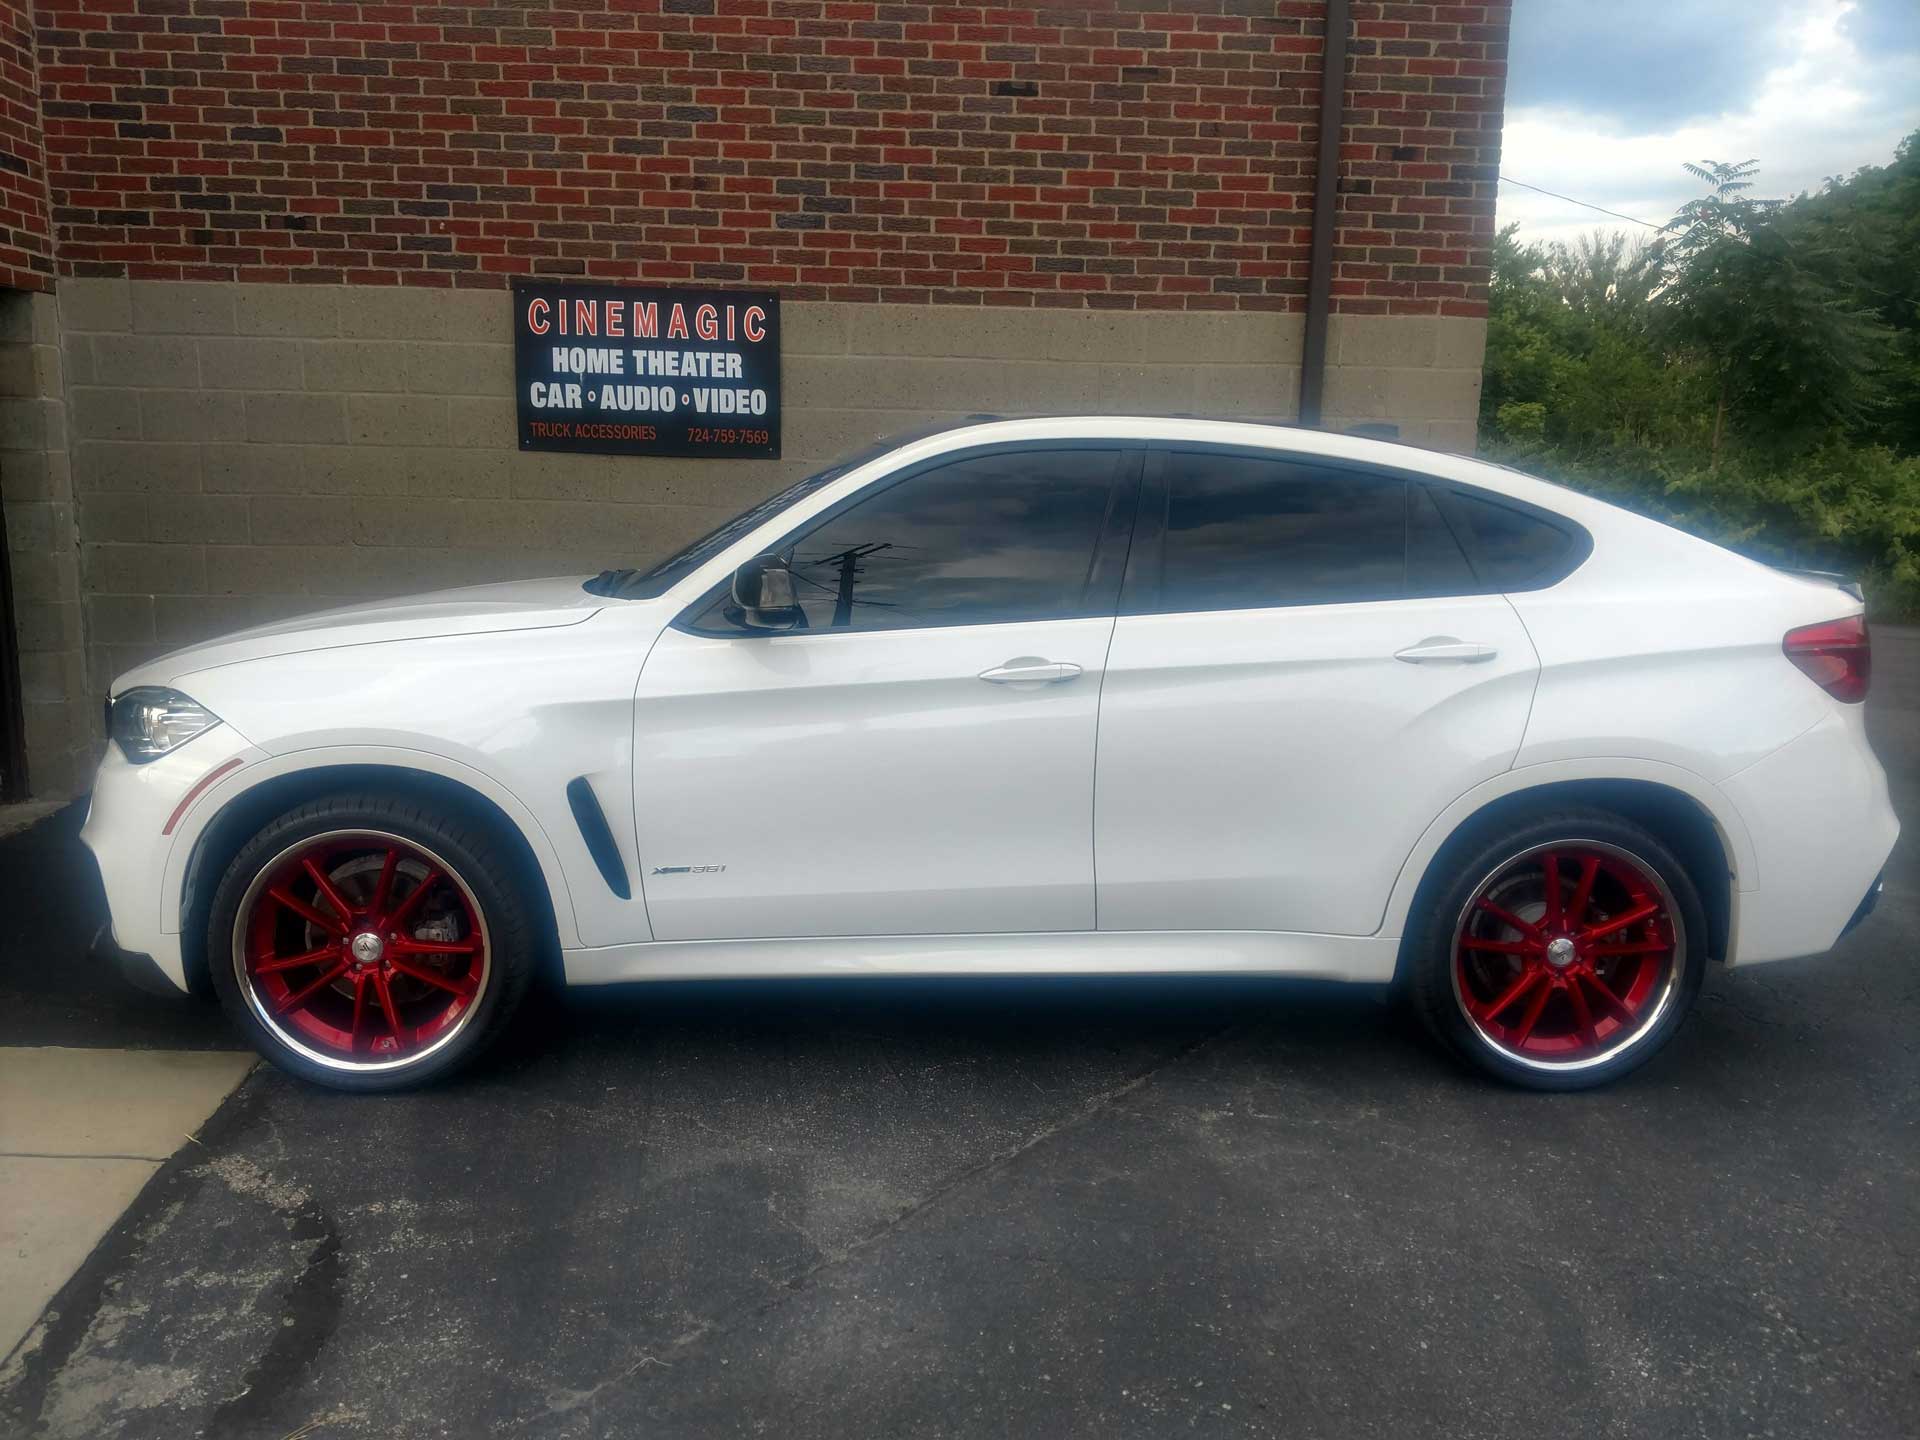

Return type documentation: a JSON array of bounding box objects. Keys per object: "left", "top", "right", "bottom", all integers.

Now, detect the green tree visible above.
[
  {"left": 1781, "top": 134, "right": 1920, "bottom": 452},
  {"left": 1539, "top": 229, "right": 1664, "bottom": 325},
  {"left": 1476, "top": 138, "right": 1920, "bottom": 615},
  {"left": 1659, "top": 158, "right": 1895, "bottom": 467},
  {"left": 1481, "top": 224, "right": 1704, "bottom": 457},
  {"left": 1478, "top": 224, "right": 1562, "bottom": 437},
  {"left": 1661, "top": 159, "right": 1776, "bottom": 265}
]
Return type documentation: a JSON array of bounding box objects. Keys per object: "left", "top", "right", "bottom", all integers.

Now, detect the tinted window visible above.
[
  {"left": 1447, "top": 491, "right": 1574, "bottom": 587},
  {"left": 1157, "top": 453, "right": 1406, "bottom": 612},
  {"left": 1406, "top": 483, "right": 1479, "bottom": 597},
  {"left": 616, "top": 423, "right": 1020, "bottom": 599},
  {"left": 763, "top": 449, "right": 1120, "bottom": 632}
]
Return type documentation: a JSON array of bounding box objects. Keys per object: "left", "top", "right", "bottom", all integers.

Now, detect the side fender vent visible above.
[{"left": 565, "top": 777, "right": 631, "bottom": 900}]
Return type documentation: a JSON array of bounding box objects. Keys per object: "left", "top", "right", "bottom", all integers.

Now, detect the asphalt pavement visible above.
[{"left": 2, "top": 633, "right": 1916, "bottom": 1439}]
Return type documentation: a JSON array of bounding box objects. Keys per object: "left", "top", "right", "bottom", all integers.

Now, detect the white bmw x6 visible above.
[{"left": 84, "top": 418, "right": 1896, "bottom": 1091}]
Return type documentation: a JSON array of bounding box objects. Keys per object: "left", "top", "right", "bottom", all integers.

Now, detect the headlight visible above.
[{"left": 109, "top": 687, "right": 222, "bottom": 763}]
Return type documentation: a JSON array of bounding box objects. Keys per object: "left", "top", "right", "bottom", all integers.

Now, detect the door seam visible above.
[
  {"left": 626, "top": 618, "right": 670, "bottom": 939},
  {"left": 1499, "top": 591, "right": 1545, "bottom": 773},
  {"left": 1089, "top": 446, "right": 1149, "bottom": 933},
  {"left": 1089, "top": 613, "right": 1122, "bottom": 932}
]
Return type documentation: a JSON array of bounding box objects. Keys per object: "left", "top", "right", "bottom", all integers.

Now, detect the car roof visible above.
[{"left": 867, "top": 414, "right": 1525, "bottom": 493}]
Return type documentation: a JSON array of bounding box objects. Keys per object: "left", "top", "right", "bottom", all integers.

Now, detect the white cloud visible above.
[{"left": 1497, "top": 0, "right": 1920, "bottom": 248}]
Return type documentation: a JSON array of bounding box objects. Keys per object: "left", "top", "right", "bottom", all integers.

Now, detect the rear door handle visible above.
[
  {"left": 1394, "top": 637, "right": 1498, "bottom": 664},
  {"left": 978, "top": 658, "right": 1083, "bottom": 685}
]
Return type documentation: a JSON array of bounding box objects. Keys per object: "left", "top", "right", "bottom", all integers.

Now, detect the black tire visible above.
[
  {"left": 207, "top": 790, "right": 538, "bottom": 1092},
  {"left": 1405, "top": 808, "right": 1707, "bottom": 1091}
]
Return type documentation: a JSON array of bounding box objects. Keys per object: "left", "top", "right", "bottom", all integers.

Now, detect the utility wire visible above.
[{"left": 1497, "top": 174, "right": 1663, "bottom": 230}]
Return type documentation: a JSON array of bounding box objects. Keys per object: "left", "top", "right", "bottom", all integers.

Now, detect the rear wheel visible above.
[
  {"left": 1408, "top": 810, "right": 1706, "bottom": 1090},
  {"left": 208, "top": 793, "right": 537, "bottom": 1091}
]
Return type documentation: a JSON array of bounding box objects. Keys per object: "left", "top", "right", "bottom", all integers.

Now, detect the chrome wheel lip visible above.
[
  {"left": 232, "top": 828, "right": 493, "bottom": 1075},
  {"left": 1449, "top": 837, "right": 1686, "bottom": 1074}
]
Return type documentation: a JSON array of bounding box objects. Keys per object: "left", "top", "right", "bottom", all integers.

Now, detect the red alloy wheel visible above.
[
  {"left": 234, "top": 830, "right": 491, "bottom": 1071},
  {"left": 1451, "top": 840, "right": 1685, "bottom": 1070}
]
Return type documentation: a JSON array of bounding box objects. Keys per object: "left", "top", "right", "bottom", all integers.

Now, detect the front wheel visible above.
[
  {"left": 1407, "top": 810, "right": 1707, "bottom": 1090},
  {"left": 207, "top": 792, "right": 538, "bottom": 1091}
]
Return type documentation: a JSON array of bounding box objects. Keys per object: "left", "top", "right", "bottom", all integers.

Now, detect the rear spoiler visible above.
[{"left": 1772, "top": 566, "right": 1865, "bottom": 603}]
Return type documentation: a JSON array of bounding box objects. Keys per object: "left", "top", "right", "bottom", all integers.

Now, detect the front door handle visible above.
[
  {"left": 1394, "top": 637, "right": 1498, "bottom": 664},
  {"left": 978, "top": 658, "right": 1084, "bottom": 685}
]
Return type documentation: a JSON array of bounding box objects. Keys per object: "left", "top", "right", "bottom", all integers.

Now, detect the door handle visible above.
[
  {"left": 978, "top": 658, "right": 1084, "bottom": 685},
  {"left": 1394, "top": 637, "right": 1498, "bottom": 664}
]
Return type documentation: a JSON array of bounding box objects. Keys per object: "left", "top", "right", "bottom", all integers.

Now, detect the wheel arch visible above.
[
  {"left": 1384, "top": 766, "right": 1748, "bottom": 977},
  {"left": 175, "top": 759, "right": 570, "bottom": 996}
]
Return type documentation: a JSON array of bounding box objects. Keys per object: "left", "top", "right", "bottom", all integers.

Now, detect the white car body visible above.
[{"left": 83, "top": 417, "right": 1897, "bottom": 1007}]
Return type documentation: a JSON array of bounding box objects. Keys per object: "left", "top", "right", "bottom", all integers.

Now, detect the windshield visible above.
[
  {"left": 596, "top": 467, "right": 846, "bottom": 599},
  {"left": 582, "top": 458, "right": 864, "bottom": 601},
  {"left": 586, "top": 420, "right": 999, "bottom": 600}
]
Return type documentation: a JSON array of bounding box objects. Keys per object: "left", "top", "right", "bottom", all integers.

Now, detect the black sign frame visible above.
[{"left": 512, "top": 280, "right": 781, "bottom": 460}]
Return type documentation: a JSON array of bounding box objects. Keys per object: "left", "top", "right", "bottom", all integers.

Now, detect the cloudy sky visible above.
[{"left": 1498, "top": 0, "right": 1920, "bottom": 246}]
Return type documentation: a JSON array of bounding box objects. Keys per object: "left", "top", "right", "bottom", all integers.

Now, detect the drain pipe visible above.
[{"left": 1297, "top": 0, "right": 1350, "bottom": 428}]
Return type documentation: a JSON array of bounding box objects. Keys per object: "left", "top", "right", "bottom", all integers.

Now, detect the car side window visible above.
[
  {"left": 699, "top": 448, "right": 1125, "bottom": 634},
  {"left": 1443, "top": 490, "right": 1576, "bottom": 588},
  {"left": 1153, "top": 451, "right": 1409, "bottom": 613},
  {"left": 1406, "top": 481, "right": 1480, "bottom": 598}
]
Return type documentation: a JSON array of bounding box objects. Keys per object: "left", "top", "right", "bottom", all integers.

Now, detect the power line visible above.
[{"left": 1497, "top": 174, "right": 1663, "bottom": 230}]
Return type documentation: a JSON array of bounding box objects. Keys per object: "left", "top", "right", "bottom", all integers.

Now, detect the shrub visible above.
[{"left": 1483, "top": 438, "right": 1920, "bottom": 618}]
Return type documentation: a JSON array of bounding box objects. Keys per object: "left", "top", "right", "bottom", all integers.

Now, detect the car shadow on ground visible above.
[{"left": 505, "top": 971, "right": 1409, "bottom": 1067}]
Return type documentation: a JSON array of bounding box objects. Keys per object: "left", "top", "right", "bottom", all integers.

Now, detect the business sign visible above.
[{"left": 512, "top": 281, "right": 780, "bottom": 458}]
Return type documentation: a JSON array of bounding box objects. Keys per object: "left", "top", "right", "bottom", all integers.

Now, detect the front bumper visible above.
[
  {"left": 88, "top": 918, "right": 190, "bottom": 997},
  {"left": 80, "top": 729, "right": 264, "bottom": 994}
]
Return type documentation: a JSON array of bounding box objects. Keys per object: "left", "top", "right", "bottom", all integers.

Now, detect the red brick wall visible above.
[
  {"left": 35, "top": 0, "right": 1505, "bottom": 314},
  {"left": 1342, "top": 1, "right": 1504, "bottom": 316},
  {"left": 0, "top": 0, "right": 52, "bottom": 292}
]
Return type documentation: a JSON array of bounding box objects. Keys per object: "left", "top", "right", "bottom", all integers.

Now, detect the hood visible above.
[{"left": 113, "top": 576, "right": 608, "bottom": 691}]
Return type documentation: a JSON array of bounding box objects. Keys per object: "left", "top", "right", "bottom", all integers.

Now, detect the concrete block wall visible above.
[
  {"left": 1322, "top": 314, "right": 1487, "bottom": 455},
  {"left": 55, "top": 275, "right": 1483, "bottom": 776},
  {"left": 0, "top": 289, "right": 87, "bottom": 797}
]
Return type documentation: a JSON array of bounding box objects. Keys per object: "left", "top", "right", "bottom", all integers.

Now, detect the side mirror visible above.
[{"left": 730, "top": 555, "right": 804, "bottom": 631}]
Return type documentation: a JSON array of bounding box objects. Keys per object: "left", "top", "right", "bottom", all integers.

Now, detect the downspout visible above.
[{"left": 1297, "top": 0, "right": 1350, "bottom": 428}]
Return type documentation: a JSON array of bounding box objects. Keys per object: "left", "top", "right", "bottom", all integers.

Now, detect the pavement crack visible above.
[
  {"left": 196, "top": 1155, "right": 344, "bottom": 1439},
  {"left": 543, "top": 1022, "right": 1235, "bottom": 1421},
  {"left": 791, "top": 1023, "right": 1233, "bottom": 1282},
  {"left": 543, "top": 1353, "right": 674, "bottom": 1417}
]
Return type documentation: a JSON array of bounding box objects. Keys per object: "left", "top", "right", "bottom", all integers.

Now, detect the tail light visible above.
[{"left": 1783, "top": 615, "right": 1870, "bottom": 703}]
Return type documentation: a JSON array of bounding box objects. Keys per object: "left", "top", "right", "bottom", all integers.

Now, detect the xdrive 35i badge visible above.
[{"left": 651, "top": 864, "right": 727, "bottom": 875}]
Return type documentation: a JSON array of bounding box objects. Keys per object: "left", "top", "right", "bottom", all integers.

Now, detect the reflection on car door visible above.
[
  {"left": 635, "top": 445, "right": 1139, "bottom": 941},
  {"left": 1094, "top": 448, "right": 1543, "bottom": 935}
]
